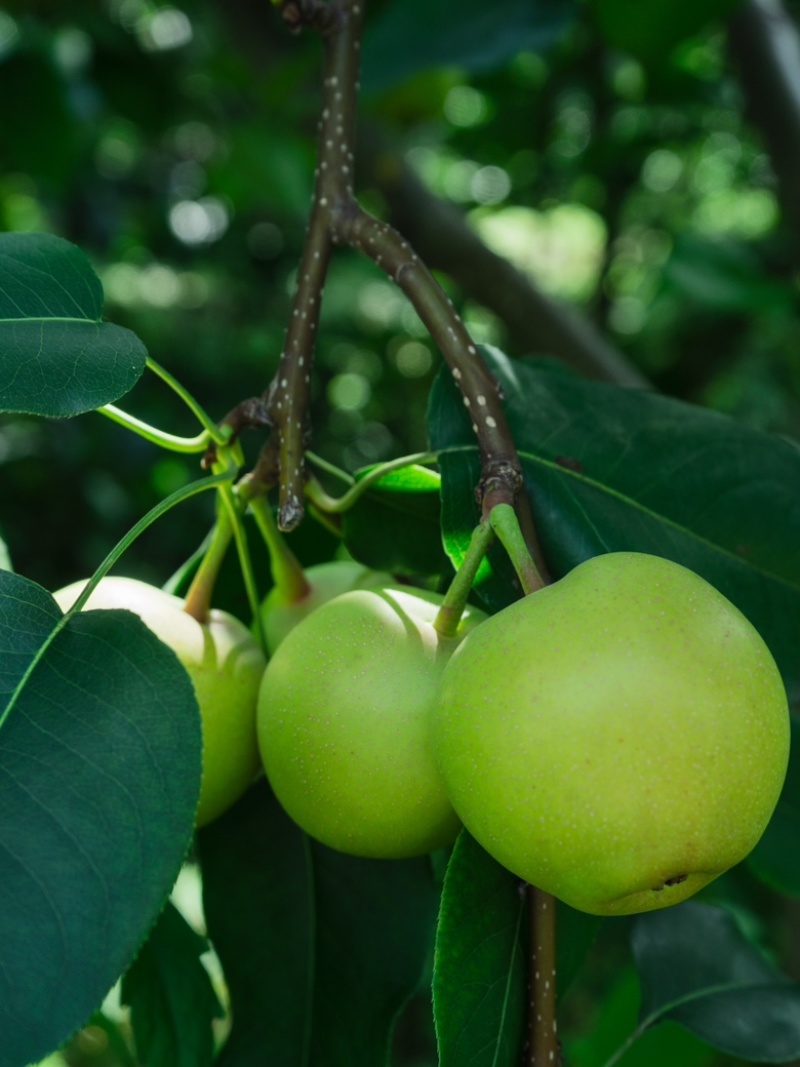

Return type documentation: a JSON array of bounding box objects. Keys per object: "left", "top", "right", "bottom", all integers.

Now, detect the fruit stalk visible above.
[
  {"left": 490, "top": 503, "right": 547, "bottom": 593},
  {"left": 183, "top": 503, "right": 235, "bottom": 623},
  {"left": 434, "top": 519, "right": 495, "bottom": 638}
]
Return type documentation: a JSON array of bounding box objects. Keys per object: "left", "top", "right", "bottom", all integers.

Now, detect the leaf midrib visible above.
[{"left": 440, "top": 443, "right": 800, "bottom": 596}]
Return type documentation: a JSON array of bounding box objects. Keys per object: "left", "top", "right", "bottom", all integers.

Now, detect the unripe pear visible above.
[
  {"left": 260, "top": 560, "right": 391, "bottom": 654},
  {"left": 433, "top": 552, "right": 790, "bottom": 916},
  {"left": 257, "top": 585, "right": 486, "bottom": 858},
  {"left": 53, "top": 577, "right": 266, "bottom": 827}
]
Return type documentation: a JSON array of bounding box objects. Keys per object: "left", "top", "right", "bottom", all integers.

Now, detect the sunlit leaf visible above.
[{"left": 342, "top": 464, "right": 448, "bottom": 576}]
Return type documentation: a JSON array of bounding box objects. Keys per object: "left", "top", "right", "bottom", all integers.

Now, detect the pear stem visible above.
[
  {"left": 183, "top": 503, "right": 235, "bottom": 623},
  {"left": 434, "top": 520, "right": 494, "bottom": 639},
  {"left": 528, "top": 889, "right": 559, "bottom": 1066},
  {"left": 489, "top": 504, "right": 546, "bottom": 595},
  {"left": 245, "top": 488, "right": 311, "bottom": 603}
]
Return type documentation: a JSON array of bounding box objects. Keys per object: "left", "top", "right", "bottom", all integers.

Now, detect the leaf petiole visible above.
[
  {"left": 434, "top": 519, "right": 495, "bottom": 639},
  {"left": 304, "top": 451, "right": 439, "bottom": 514},
  {"left": 146, "top": 356, "right": 230, "bottom": 445},
  {"left": 99, "top": 404, "right": 213, "bottom": 453}
]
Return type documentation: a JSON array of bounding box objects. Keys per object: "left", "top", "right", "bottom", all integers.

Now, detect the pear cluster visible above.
[
  {"left": 255, "top": 551, "right": 789, "bottom": 917},
  {"left": 56, "top": 552, "right": 791, "bottom": 917}
]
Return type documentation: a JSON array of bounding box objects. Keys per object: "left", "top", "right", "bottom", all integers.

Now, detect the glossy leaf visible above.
[
  {"left": 433, "top": 831, "right": 601, "bottom": 1066},
  {"left": 362, "top": 0, "right": 576, "bottom": 94},
  {"left": 428, "top": 349, "right": 800, "bottom": 698},
  {"left": 342, "top": 464, "right": 448, "bottom": 577},
  {"left": 630, "top": 901, "right": 800, "bottom": 1062},
  {"left": 433, "top": 831, "right": 527, "bottom": 1067},
  {"left": 121, "top": 901, "right": 223, "bottom": 1067},
  {"left": 198, "top": 780, "right": 438, "bottom": 1067},
  {"left": 0, "top": 233, "right": 147, "bottom": 417},
  {"left": 0, "top": 571, "right": 202, "bottom": 1067}
]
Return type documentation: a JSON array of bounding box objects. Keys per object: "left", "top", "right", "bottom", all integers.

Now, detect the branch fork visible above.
[{"left": 258, "top": 0, "right": 529, "bottom": 538}]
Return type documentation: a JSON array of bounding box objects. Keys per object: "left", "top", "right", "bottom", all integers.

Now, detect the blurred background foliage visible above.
[
  {"left": 3, "top": 2, "right": 800, "bottom": 1061},
  {"left": 2, "top": 0, "right": 800, "bottom": 596}
]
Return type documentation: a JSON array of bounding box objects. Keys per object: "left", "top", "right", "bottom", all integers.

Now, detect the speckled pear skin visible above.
[
  {"left": 53, "top": 577, "right": 266, "bottom": 827},
  {"left": 260, "top": 560, "right": 392, "bottom": 655},
  {"left": 257, "top": 585, "right": 485, "bottom": 859},
  {"left": 433, "top": 552, "right": 790, "bottom": 916}
]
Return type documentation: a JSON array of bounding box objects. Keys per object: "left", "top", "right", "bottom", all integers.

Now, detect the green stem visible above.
[
  {"left": 434, "top": 520, "right": 495, "bottom": 638},
  {"left": 0, "top": 471, "right": 231, "bottom": 735},
  {"left": 219, "top": 480, "right": 267, "bottom": 652},
  {"left": 490, "top": 504, "right": 546, "bottom": 595},
  {"left": 246, "top": 492, "right": 310, "bottom": 603},
  {"left": 183, "top": 505, "right": 235, "bottom": 622},
  {"left": 305, "top": 450, "right": 355, "bottom": 486},
  {"left": 98, "top": 404, "right": 213, "bottom": 454},
  {"left": 146, "top": 355, "right": 230, "bottom": 445},
  {"left": 305, "top": 451, "right": 439, "bottom": 514}
]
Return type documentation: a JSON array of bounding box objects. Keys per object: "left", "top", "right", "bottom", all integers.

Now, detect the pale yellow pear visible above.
[{"left": 54, "top": 577, "right": 266, "bottom": 827}]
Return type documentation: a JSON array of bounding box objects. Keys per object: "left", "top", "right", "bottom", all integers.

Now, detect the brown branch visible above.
[
  {"left": 358, "top": 130, "right": 649, "bottom": 390},
  {"left": 528, "top": 888, "right": 559, "bottom": 1067},
  {"left": 262, "top": 0, "right": 539, "bottom": 533},
  {"left": 727, "top": 0, "right": 800, "bottom": 252},
  {"left": 338, "top": 207, "right": 530, "bottom": 521}
]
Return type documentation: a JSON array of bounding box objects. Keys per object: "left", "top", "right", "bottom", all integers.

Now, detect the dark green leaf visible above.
[
  {"left": 433, "top": 831, "right": 527, "bottom": 1067},
  {"left": 198, "top": 780, "right": 438, "bottom": 1067},
  {"left": 433, "top": 831, "right": 599, "bottom": 1065},
  {"left": 631, "top": 901, "right": 800, "bottom": 1062},
  {"left": 565, "top": 969, "right": 715, "bottom": 1067},
  {"left": 587, "top": 0, "right": 742, "bottom": 62},
  {"left": 748, "top": 716, "right": 800, "bottom": 893},
  {"left": 342, "top": 464, "right": 449, "bottom": 577},
  {"left": 198, "top": 781, "right": 314, "bottom": 1066},
  {"left": 362, "top": 0, "right": 576, "bottom": 94},
  {"left": 664, "top": 235, "right": 793, "bottom": 314},
  {"left": 121, "top": 900, "right": 223, "bottom": 1067},
  {"left": 0, "top": 571, "right": 202, "bottom": 1067},
  {"left": 428, "top": 349, "right": 800, "bottom": 699},
  {"left": 0, "top": 233, "right": 147, "bottom": 417}
]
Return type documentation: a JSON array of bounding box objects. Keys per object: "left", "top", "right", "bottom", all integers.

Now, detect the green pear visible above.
[
  {"left": 433, "top": 552, "right": 790, "bottom": 916},
  {"left": 257, "top": 585, "right": 485, "bottom": 858},
  {"left": 260, "top": 560, "right": 391, "bottom": 654},
  {"left": 53, "top": 576, "right": 267, "bottom": 827}
]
